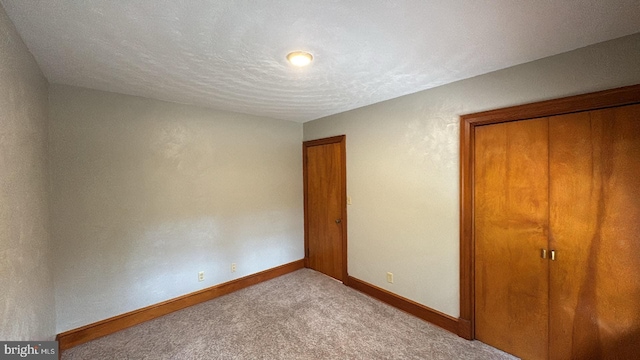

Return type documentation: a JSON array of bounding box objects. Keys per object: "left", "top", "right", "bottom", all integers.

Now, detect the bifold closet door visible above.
[
  {"left": 474, "top": 118, "right": 550, "bottom": 360},
  {"left": 549, "top": 104, "right": 640, "bottom": 359}
]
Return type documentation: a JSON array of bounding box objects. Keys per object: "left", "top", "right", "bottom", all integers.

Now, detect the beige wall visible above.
[
  {"left": 4, "top": 2, "right": 638, "bottom": 336},
  {"left": 49, "top": 85, "right": 304, "bottom": 332},
  {"left": 304, "top": 33, "right": 640, "bottom": 318},
  {"left": 0, "top": 4, "right": 55, "bottom": 340}
]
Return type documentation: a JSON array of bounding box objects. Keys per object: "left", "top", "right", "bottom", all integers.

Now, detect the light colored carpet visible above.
[{"left": 62, "top": 269, "right": 517, "bottom": 359}]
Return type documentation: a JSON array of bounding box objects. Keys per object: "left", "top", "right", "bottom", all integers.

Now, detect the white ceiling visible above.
[{"left": 3, "top": 1, "right": 640, "bottom": 122}]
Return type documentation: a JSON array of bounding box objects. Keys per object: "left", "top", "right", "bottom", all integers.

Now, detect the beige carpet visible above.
[{"left": 62, "top": 269, "right": 517, "bottom": 359}]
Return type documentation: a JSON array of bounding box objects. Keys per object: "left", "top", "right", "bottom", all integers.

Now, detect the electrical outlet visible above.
[
  {"left": 198, "top": 271, "right": 204, "bottom": 282},
  {"left": 386, "top": 272, "right": 394, "bottom": 284},
  {"left": 231, "top": 263, "right": 236, "bottom": 272}
]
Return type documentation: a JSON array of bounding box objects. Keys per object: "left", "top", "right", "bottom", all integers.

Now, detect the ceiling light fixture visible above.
[{"left": 286, "top": 51, "right": 313, "bottom": 67}]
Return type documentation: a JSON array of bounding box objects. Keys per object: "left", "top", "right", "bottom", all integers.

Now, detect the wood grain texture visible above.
[
  {"left": 458, "top": 117, "right": 474, "bottom": 340},
  {"left": 474, "top": 119, "right": 550, "bottom": 360},
  {"left": 460, "top": 84, "right": 640, "bottom": 126},
  {"left": 459, "top": 84, "right": 640, "bottom": 341},
  {"left": 303, "top": 136, "right": 347, "bottom": 282},
  {"left": 56, "top": 259, "right": 304, "bottom": 351},
  {"left": 549, "top": 104, "right": 640, "bottom": 360},
  {"left": 347, "top": 276, "right": 459, "bottom": 335}
]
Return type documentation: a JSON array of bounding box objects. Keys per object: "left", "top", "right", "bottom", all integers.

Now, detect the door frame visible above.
[
  {"left": 458, "top": 84, "right": 640, "bottom": 340},
  {"left": 303, "top": 135, "right": 348, "bottom": 283}
]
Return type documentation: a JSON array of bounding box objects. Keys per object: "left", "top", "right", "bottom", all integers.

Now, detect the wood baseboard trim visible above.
[
  {"left": 347, "top": 276, "right": 459, "bottom": 335},
  {"left": 457, "top": 318, "right": 472, "bottom": 340},
  {"left": 56, "top": 259, "right": 305, "bottom": 351}
]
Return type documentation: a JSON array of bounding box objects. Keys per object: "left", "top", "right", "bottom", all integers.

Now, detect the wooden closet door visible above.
[
  {"left": 549, "top": 104, "right": 640, "bottom": 359},
  {"left": 474, "top": 118, "right": 550, "bottom": 360}
]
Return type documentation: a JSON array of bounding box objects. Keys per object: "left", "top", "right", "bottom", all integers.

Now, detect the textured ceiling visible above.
[{"left": 2, "top": 1, "right": 640, "bottom": 122}]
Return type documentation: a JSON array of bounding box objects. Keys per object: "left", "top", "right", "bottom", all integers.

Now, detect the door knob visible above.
[{"left": 335, "top": 219, "right": 341, "bottom": 224}]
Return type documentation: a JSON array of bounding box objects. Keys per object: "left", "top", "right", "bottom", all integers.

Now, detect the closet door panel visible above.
[
  {"left": 475, "top": 119, "right": 549, "bottom": 360},
  {"left": 549, "top": 104, "right": 640, "bottom": 359},
  {"left": 548, "top": 111, "right": 596, "bottom": 360}
]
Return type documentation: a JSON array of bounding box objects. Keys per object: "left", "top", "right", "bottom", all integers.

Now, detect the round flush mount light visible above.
[{"left": 286, "top": 51, "right": 313, "bottom": 67}]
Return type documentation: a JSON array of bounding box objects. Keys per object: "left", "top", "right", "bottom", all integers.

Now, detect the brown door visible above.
[
  {"left": 474, "top": 104, "right": 640, "bottom": 359},
  {"left": 548, "top": 104, "right": 640, "bottom": 359},
  {"left": 474, "top": 118, "right": 550, "bottom": 360},
  {"left": 303, "top": 135, "right": 347, "bottom": 281}
]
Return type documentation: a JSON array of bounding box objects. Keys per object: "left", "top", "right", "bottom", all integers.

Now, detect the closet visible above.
[{"left": 459, "top": 86, "right": 640, "bottom": 360}]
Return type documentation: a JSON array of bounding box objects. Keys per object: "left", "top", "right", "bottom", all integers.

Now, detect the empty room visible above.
[{"left": 1, "top": 1, "right": 639, "bottom": 359}]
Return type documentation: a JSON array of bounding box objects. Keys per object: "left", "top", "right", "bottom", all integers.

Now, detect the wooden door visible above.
[
  {"left": 549, "top": 104, "right": 640, "bottom": 359},
  {"left": 474, "top": 118, "right": 550, "bottom": 360},
  {"left": 303, "top": 136, "right": 347, "bottom": 281}
]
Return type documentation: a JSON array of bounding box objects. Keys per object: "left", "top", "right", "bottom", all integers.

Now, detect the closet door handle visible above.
[
  {"left": 550, "top": 250, "right": 556, "bottom": 261},
  {"left": 541, "top": 249, "right": 547, "bottom": 259}
]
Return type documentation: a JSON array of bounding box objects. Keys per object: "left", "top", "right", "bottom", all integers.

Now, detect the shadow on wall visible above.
[{"left": 50, "top": 85, "right": 303, "bottom": 332}]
